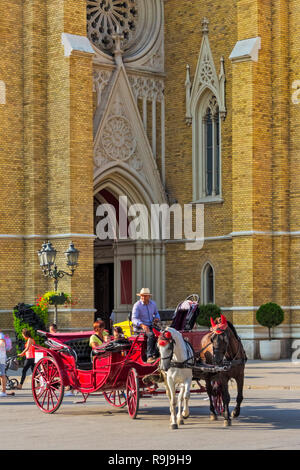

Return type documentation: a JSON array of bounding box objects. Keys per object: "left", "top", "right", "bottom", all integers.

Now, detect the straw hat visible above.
[{"left": 137, "top": 287, "right": 152, "bottom": 296}]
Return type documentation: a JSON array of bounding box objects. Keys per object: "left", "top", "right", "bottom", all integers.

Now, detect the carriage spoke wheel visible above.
[
  {"left": 103, "top": 390, "right": 127, "bottom": 408},
  {"left": 126, "top": 368, "right": 140, "bottom": 419},
  {"left": 212, "top": 381, "right": 224, "bottom": 416},
  {"left": 32, "top": 357, "right": 64, "bottom": 414}
]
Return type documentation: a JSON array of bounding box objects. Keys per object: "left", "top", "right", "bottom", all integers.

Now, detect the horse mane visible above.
[
  {"left": 227, "top": 321, "right": 240, "bottom": 341},
  {"left": 165, "top": 326, "right": 192, "bottom": 361},
  {"left": 165, "top": 326, "right": 184, "bottom": 343},
  {"left": 215, "top": 317, "right": 240, "bottom": 341}
]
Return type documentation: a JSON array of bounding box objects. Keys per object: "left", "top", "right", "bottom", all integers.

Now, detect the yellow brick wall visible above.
[
  {"left": 164, "top": 0, "right": 295, "bottom": 343},
  {"left": 0, "top": 0, "right": 95, "bottom": 332},
  {"left": 289, "top": 0, "right": 300, "bottom": 327},
  {"left": 0, "top": 1, "right": 25, "bottom": 330},
  {"left": 164, "top": 0, "right": 236, "bottom": 310},
  {"left": 0, "top": 0, "right": 299, "bottom": 344}
]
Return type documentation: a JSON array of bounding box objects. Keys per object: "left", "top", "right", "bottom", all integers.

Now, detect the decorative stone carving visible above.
[
  {"left": 185, "top": 17, "right": 226, "bottom": 124},
  {"left": 199, "top": 54, "right": 215, "bottom": 88},
  {"left": 129, "top": 154, "right": 143, "bottom": 171},
  {"left": 102, "top": 115, "right": 137, "bottom": 161},
  {"left": 93, "top": 69, "right": 112, "bottom": 106},
  {"left": 87, "top": 0, "right": 138, "bottom": 55},
  {"left": 88, "top": 0, "right": 164, "bottom": 75},
  {"left": 128, "top": 75, "right": 164, "bottom": 102}
]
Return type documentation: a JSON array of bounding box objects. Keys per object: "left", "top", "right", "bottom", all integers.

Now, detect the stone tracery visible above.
[{"left": 87, "top": 0, "right": 138, "bottom": 54}]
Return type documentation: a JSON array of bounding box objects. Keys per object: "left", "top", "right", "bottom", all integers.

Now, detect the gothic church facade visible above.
[{"left": 0, "top": 0, "right": 299, "bottom": 357}]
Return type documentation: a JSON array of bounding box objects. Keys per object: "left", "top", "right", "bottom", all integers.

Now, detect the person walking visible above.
[
  {"left": 0, "top": 329, "right": 14, "bottom": 397},
  {"left": 16, "top": 329, "right": 35, "bottom": 390}
]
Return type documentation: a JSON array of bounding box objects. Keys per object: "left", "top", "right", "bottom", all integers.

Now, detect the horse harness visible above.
[
  {"left": 158, "top": 331, "right": 195, "bottom": 370},
  {"left": 196, "top": 327, "right": 247, "bottom": 367}
]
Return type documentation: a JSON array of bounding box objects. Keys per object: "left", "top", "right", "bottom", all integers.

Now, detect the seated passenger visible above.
[
  {"left": 112, "top": 326, "right": 124, "bottom": 341},
  {"left": 49, "top": 323, "right": 58, "bottom": 334},
  {"left": 89, "top": 320, "right": 109, "bottom": 349}
]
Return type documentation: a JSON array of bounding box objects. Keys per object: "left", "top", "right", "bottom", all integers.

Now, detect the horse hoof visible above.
[
  {"left": 171, "top": 424, "right": 178, "bottom": 430},
  {"left": 210, "top": 414, "right": 217, "bottom": 421},
  {"left": 231, "top": 410, "right": 239, "bottom": 418},
  {"left": 183, "top": 414, "right": 190, "bottom": 420},
  {"left": 224, "top": 420, "right": 231, "bottom": 427}
]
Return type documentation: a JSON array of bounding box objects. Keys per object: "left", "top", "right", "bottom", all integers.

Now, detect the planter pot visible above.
[
  {"left": 259, "top": 339, "right": 281, "bottom": 360},
  {"left": 49, "top": 295, "right": 66, "bottom": 306}
]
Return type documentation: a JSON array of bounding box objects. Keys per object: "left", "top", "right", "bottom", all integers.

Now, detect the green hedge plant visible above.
[
  {"left": 196, "top": 303, "right": 221, "bottom": 328},
  {"left": 13, "top": 297, "right": 49, "bottom": 357},
  {"left": 256, "top": 302, "right": 284, "bottom": 340}
]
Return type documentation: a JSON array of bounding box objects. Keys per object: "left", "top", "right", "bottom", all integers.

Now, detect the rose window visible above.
[
  {"left": 102, "top": 116, "right": 136, "bottom": 161},
  {"left": 87, "top": 0, "right": 138, "bottom": 55}
]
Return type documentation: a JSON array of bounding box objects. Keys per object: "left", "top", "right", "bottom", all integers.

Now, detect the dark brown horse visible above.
[{"left": 198, "top": 314, "right": 247, "bottom": 426}]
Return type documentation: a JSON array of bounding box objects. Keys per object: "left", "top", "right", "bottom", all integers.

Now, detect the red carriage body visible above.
[
  {"left": 32, "top": 296, "right": 225, "bottom": 418},
  {"left": 32, "top": 328, "right": 209, "bottom": 417}
]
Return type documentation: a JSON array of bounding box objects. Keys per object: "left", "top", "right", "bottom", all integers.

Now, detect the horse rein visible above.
[
  {"left": 158, "top": 332, "right": 194, "bottom": 370},
  {"left": 169, "top": 340, "right": 195, "bottom": 369}
]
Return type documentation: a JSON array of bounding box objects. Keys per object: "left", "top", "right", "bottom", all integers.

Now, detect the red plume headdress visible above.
[{"left": 210, "top": 314, "right": 228, "bottom": 334}]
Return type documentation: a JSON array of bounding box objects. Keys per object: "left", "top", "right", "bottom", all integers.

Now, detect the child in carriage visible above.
[{"left": 112, "top": 326, "right": 124, "bottom": 340}]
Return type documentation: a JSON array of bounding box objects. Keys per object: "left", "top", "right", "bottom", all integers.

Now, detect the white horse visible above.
[{"left": 155, "top": 327, "right": 194, "bottom": 430}]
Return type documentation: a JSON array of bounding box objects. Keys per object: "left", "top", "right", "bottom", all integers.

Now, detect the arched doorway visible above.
[{"left": 94, "top": 171, "right": 165, "bottom": 325}]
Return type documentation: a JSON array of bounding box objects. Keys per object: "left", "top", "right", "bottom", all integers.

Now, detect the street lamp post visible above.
[{"left": 37, "top": 241, "right": 80, "bottom": 325}]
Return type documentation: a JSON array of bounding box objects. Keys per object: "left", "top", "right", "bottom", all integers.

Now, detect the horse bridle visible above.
[
  {"left": 158, "top": 331, "right": 175, "bottom": 369},
  {"left": 210, "top": 328, "right": 230, "bottom": 364},
  {"left": 158, "top": 331, "right": 194, "bottom": 371},
  {"left": 210, "top": 325, "right": 246, "bottom": 365}
]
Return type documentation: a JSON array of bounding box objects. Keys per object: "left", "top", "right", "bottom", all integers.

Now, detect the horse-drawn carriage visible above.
[{"left": 32, "top": 295, "right": 246, "bottom": 427}]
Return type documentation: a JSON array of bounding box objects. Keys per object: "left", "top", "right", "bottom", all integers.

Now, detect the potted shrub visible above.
[
  {"left": 196, "top": 304, "right": 221, "bottom": 328},
  {"left": 256, "top": 302, "right": 284, "bottom": 360}
]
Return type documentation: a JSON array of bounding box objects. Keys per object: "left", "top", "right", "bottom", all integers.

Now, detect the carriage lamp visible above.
[{"left": 37, "top": 241, "right": 80, "bottom": 325}]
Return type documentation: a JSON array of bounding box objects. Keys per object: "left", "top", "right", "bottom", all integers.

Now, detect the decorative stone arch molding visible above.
[
  {"left": 185, "top": 18, "right": 226, "bottom": 203},
  {"left": 93, "top": 65, "right": 167, "bottom": 203},
  {"left": 94, "top": 169, "right": 166, "bottom": 317}
]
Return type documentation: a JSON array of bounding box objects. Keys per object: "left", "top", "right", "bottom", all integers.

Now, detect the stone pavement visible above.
[
  {"left": 6, "top": 359, "right": 300, "bottom": 391},
  {"left": 242, "top": 359, "right": 300, "bottom": 390}
]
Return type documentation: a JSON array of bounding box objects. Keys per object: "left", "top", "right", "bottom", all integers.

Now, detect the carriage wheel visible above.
[
  {"left": 126, "top": 368, "right": 140, "bottom": 419},
  {"left": 103, "top": 390, "right": 127, "bottom": 408},
  {"left": 212, "top": 381, "right": 224, "bottom": 416},
  {"left": 32, "top": 357, "right": 64, "bottom": 414}
]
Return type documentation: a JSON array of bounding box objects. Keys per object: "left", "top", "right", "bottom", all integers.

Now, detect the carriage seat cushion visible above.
[{"left": 65, "top": 338, "right": 92, "bottom": 364}]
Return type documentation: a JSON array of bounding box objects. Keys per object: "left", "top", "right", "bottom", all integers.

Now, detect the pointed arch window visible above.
[
  {"left": 185, "top": 17, "right": 226, "bottom": 203},
  {"left": 202, "top": 263, "right": 215, "bottom": 304},
  {"left": 203, "top": 96, "right": 220, "bottom": 197}
]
